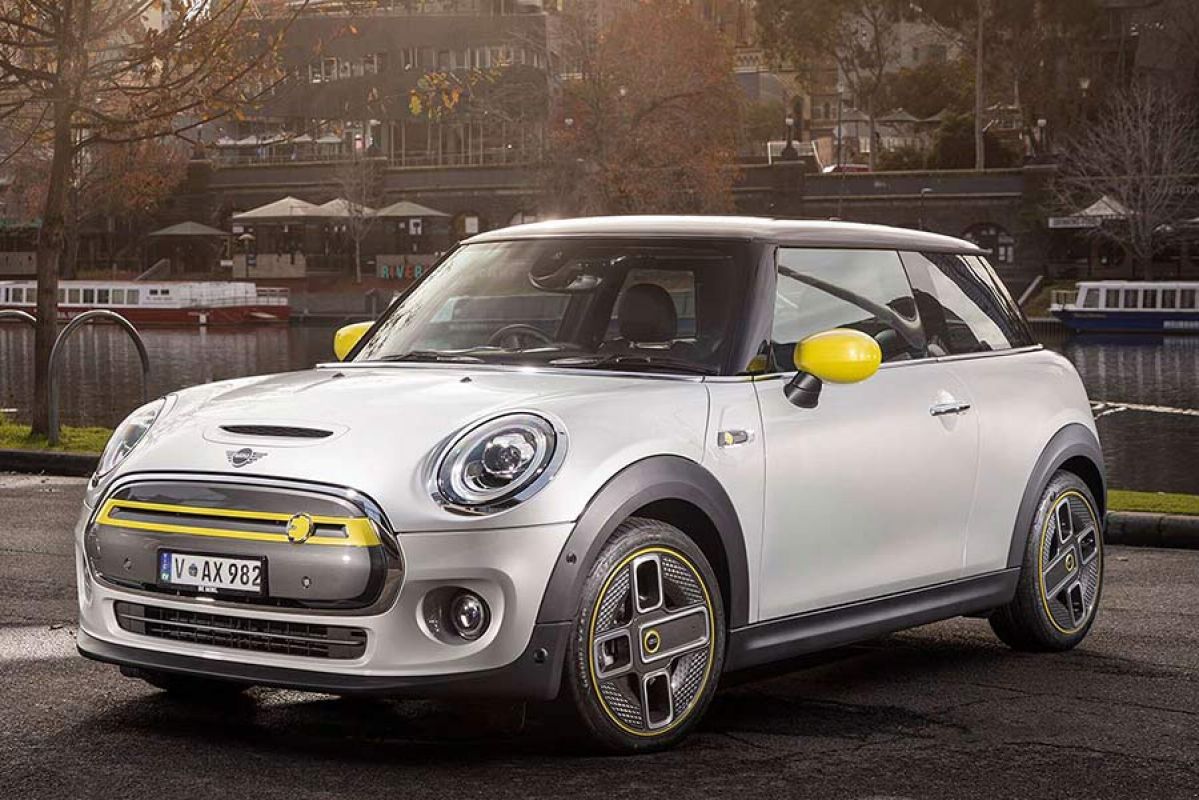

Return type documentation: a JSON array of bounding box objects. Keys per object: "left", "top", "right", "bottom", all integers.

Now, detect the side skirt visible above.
[{"left": 725, "top": 569, "right": 1020, "bottom": 672}]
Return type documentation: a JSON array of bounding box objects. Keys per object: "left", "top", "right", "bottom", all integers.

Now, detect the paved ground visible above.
[{"left": 1, "top": 475, "right": 1197, "bottom": 800}]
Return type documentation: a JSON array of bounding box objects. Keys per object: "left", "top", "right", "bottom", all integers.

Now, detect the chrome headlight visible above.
[
  {"left": 434, "top": 413, "right": 565, "bottom": 513},
  {"left": 94, "top": 397, "right": 169, "bottom": 480}
]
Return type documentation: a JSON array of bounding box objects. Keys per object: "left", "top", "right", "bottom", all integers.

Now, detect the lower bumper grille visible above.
[{"left": 114, "top": 602, "right": 368, "bottom": 660}]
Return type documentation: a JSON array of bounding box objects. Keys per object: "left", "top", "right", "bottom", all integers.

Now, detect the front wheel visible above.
[
  {"left": 565, "top": 518, "right": 726, "bottom": 752},
  {"left": 990, "top": 470, "right": 1104, "bottom": 651}
]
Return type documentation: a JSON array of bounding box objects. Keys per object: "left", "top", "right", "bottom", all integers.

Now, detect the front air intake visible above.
[
  {"left": 220, "top": 424, "right": 333, "bottom": 439},
  {"left": 115, "top": 602, "right": 368, "bottom": 659}
]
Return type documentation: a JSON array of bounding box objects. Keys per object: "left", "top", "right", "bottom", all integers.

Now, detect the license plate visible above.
[{"left": 158, "top": 551, "right": 265, "bottom": 596}]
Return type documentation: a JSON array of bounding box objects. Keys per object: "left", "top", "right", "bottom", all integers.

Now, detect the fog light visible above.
[{"left": 450, "top": 591, "right": 489, "bottom": 641}]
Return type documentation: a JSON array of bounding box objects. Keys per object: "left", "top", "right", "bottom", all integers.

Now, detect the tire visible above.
[
  {"left": 990, "top": 470, "right": 1104, "bottom": 652},
  {"left": 128, "top": 668, "right": 250, "bottom": 701},
  {"left": 565, "top": 517, "right": 726, "bottom": 753}
]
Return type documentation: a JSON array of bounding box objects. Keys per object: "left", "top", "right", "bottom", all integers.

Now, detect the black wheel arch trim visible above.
[
  {"left": 1008, "top": 423, "right": 1106, "bottom": 569},
  {"left": 535, "top": 455, "right": 751, "bottom": 628}
]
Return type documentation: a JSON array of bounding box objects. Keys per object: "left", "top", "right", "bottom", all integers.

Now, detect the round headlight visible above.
[
  {"left": 95, "top": 397, "right": 168, "bottom": 479},
  {"left": 434, "top": 413, "right": 564, "bottom": 512}
]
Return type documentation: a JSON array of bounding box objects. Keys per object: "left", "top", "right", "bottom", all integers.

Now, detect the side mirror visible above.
[
  {"left": 333, "top": 321, "right": 373, "bottom": 361},
  {"left": 785, "top": 328, "right": 882, "bottom": 408}
]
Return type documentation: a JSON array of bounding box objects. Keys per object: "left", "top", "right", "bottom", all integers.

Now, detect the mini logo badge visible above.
[
  {"left": 286, "top": 513, "right": 315, "bottom": 544},
  {"left": 1065, "top": 551, "right": 1077, "bottom": 573},
  {"left": 227, "top": 447, "right": 266, "bottom": 468}
]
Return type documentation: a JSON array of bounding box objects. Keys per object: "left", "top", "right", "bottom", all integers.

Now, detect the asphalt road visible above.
[{"left": 1, "top": 475, "right": 1197, "bottom": 800}]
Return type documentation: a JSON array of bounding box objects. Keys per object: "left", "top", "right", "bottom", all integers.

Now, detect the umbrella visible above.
[
  {"left": 376, "top": 200, "right": 450, "bottom": 218},
  {"left": 231, "top": 196, "right": 321, "bottom": 221},
  {"left": 147, "top": 221, "right": 229, "bottom": 238}
]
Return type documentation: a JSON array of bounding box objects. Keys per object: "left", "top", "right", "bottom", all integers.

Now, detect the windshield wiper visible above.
[
  {"left": 377, "top": 350, "right": 485, "bottom": 364},
  {"left": 548, "top": 354, "right": 717, "bottom": 375}
]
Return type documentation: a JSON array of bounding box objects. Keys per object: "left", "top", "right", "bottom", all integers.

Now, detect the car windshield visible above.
[{"left": 354, "top": 238, "right": 754, "bottom": 375}]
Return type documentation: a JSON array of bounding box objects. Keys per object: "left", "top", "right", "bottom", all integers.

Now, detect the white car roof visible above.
[{"left": 465, "top": 215, "right": 983, "bottom": 255}]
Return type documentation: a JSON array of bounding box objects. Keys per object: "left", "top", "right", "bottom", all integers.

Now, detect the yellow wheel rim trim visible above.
[
  {"left": 586, "top": 545, "right": 716, "bottom": 738},
  {"left": 1037, "top": 490, "right": 1102, "bottom": 635}
]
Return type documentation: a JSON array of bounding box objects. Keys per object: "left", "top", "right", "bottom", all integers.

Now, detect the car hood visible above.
[{"left": 109, "top": 365, "right": 711, "bottom": 531}]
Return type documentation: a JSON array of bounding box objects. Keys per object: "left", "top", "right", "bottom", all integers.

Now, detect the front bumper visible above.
[
  {"left": 76, "top": 481, "right": 576, "bottom": 699},
  {"left": 77, "top": 623, "right": 571, "bottom": 698}
]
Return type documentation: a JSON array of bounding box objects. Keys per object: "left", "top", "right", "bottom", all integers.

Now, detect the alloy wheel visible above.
[
  {"left": 588, "top": 547, "right": 715, "bottom": 736},
  {"left": 1038, "top": 491, "right": 1102, "bottom": 634}
]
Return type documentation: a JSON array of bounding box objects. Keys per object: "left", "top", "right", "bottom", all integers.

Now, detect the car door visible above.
[
  {"left": 754, "top": 247, "right": 979, "bottom": 620},
  {"left": 899, "top": 251, "right": 1051, "bottom": 577}
]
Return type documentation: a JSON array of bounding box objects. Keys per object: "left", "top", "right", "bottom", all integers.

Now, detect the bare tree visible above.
[
  {"left": 756, "top": 0, "right": 901, "bottom": 171},
  {"left": 0, "top": 0, "right": 294, "bottom": 434},
  {"left": 545, "top": 0, "right": 741, "bottom": 214},
  {"left": 1054, "top": 84, "right": 1199, "bottom": 279},
  {"left": 331, "top": 153, "right": 383, "bottom": 283}
]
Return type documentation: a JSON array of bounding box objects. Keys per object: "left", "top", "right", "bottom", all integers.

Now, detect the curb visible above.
[
  {"left": 0, "top": 449, "right": 98, "bottom": 477},
  {"left": 1106, "top": 511, "right": 1199, "bottom": 551}
]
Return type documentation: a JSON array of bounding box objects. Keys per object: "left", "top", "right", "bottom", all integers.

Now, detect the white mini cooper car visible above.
[{"left": 76, "top": 217, "right": 1105, "bottom": 751}]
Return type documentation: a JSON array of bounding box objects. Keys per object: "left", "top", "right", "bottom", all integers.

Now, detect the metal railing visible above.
[
  {"left": 1050, "top": 289, "right": 1076, "bottom": 308},
  {"left": 48, "top": 310, "right": 150, "bottom": 447},
  {"left": 0, "top": 309, "right": 36, "bottom": 327}
]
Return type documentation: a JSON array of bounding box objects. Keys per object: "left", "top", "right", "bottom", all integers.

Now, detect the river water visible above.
[{"left": 1, "top": 324, "right": 1196, "bottom": 494}]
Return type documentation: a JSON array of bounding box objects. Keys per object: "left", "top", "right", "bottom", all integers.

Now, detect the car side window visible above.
[
  {"left": 772, "top": 248, "right": 925, "bottom": 369},
  {"left": 902, "top": 252, "right": 1026, "bottom": 355},
  {"left": 967, "top": 255, "right": 1035, "bottom": 347}
]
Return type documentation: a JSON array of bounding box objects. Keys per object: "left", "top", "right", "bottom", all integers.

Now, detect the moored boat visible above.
[
  {"left": 1050, "top": 280, "right": 1199, "bottom": 334},
  {"left": 0, "top": 280, "right": 290, "bottom": 326}
]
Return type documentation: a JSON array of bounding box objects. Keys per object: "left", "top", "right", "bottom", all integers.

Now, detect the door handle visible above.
[{"left": 930, "top": 401, "right": 972, "bottom": 417}]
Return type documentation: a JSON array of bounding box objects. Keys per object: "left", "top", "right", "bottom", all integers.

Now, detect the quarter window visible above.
[
  {"left": 902, "top": 252, "right": 1029, "bottom": 355},
  {"left": 772, "top": 248, "right": 924, "bottom": 368}
]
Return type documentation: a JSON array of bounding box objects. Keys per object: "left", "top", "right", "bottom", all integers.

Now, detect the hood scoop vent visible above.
[{"left": 220, "top": 424, "right": 333, "bottom": 439}]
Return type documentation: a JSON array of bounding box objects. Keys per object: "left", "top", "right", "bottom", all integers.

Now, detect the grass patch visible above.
[
  {"left": 1109, "top": 489, "right": 1199, "bottom": 517},
  {"left": 0, "top": 415, "right": 111, "bottom": 454}
]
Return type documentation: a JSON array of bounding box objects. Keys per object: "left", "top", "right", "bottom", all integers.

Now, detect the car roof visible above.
[{"left": 464, "top": 215, "right": 984, "bottom": 254}]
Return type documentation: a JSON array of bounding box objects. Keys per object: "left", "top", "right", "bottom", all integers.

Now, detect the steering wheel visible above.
[{"left": 487, "top": 324, "right": 554, "bottom": 351}]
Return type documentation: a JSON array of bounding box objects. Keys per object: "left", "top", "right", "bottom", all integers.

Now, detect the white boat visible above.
[{"left": 1050, "top": 280, "right": 1199, "bottom": 334}]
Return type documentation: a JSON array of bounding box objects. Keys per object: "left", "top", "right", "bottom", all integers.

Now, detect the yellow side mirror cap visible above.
[
  {"left": 793, "top": 328, "right": 882, "bottom": 385},
  {"left": 333, "top": 321, "right": 374, "bottom": 361}
]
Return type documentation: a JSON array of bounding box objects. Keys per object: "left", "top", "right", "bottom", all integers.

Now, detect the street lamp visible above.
[
  {"left": 918, "top": 187, "right": 932, "bottom": 231},
  {"left": 781, "top": 113, "right": 799, "bottom": 161}
]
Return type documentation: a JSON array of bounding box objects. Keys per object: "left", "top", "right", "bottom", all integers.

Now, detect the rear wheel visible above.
[
  {"left": 565, "top": 518, "right": 725, "bottom": 752},
  {"left": 991, "top": 470, "right": 1104, "bottom": 651}
]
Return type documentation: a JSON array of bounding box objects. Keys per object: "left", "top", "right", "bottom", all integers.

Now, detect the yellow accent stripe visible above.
[
  {"left": 588, "top": 545, "right": 716, "bottom": 738},
  {"left": 1037, "top": 490, "right": 1101, "bottom": 635},
  {"left": 97, "top": 499, "right": 380, "bottom": 548}
]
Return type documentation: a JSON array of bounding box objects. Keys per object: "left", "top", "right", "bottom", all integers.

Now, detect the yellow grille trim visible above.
[{"left": 97, "top": 498, "right": 381, "bottom": 547}]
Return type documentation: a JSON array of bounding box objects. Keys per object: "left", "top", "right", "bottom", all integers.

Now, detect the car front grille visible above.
[{"left": 114, "top": 601, "right": 368, "bottom": 660}]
